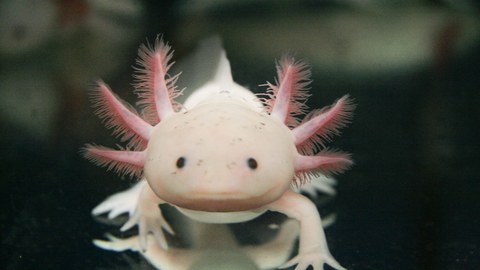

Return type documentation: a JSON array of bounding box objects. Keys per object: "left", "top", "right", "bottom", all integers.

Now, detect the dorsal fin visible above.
[
  {"left": 175, "top": 36, "right": 234, "bottom": 103},
  {"left": 211, "top": 45, "right": 234, "bottom": 91}
]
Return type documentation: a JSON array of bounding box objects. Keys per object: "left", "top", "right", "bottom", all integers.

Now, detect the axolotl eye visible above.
[
  {"left": 176, "top": 157, "right": 186, "bottom": 168},
  {"left": 246, "top": 158, "right": 258, "bottom": 170}
]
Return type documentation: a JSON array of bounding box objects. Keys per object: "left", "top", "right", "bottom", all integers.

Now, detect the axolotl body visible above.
[{"left": 84, "top": 37, "right": 354, "bottom": 270}]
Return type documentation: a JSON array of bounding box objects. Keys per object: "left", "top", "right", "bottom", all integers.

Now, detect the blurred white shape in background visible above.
[
  {"left": 0, "top": 65, "right": 58, "bottom": 138},
  {"left": 174, "top": 1, "right": 480, "bottom": 78},
  {"left": 0, "top": 0, "right": 144, "bottom": 141},
  {"left": 0, "top": 0, "right": 57, "bottom": 56}
]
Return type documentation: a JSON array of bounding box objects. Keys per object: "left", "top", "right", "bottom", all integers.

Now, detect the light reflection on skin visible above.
[{"left": 94, "top": 219, "right": 300, "bottom": 270}]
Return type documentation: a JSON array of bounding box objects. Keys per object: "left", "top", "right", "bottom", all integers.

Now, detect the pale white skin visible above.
[{"left": 86, "top": 37, "right": 353, "bottom": 270}]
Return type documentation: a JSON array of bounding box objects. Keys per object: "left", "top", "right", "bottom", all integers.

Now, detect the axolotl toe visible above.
[{"left": 84, "top": 37, "right": 355, "bottom": 270}]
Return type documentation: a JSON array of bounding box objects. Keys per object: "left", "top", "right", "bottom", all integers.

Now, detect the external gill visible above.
[
  {"left": 83, "top": 37, "right": 178, "bottom": 178},
  {"left": 82, "top": 145, "right": 146, "bottom": 178},
  {"left": 268, "top": 56, "right": 311, "bottom": 127},
  {"left": 134, "top": 36, "right": 182, "bottom": 124},
  {"left": 266, "top": 56, "right": 355, "bottom": 185},
  {"left": 294, "top": 151, "right": 353, "bottom": 184},
  {"left": 91, "top": 81, "right": 152, "bottom": 146},
  {"left": 293, "top": 95, "right": 356, "bottom": 155}
]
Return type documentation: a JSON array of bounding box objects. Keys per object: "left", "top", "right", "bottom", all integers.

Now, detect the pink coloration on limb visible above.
[
  {"left": 83, "top": 37, "right": 179, "bottom": 178},
  {"left": 82, "top": 145, "right": 146, "bottom": 178},
  {"left": 85, "top": 36, "right": 355, "bottom": 270},
  {"left": 267, "top": 57, "right": 311, "bottom": 127},
  {"left": 294, "top": 151, "right": 353, "bottom": 184},
  {"left": 293, "top": 95, "right": 356, "bottom": 155},
  {"left": 91, "top": 81, "right": 152, "bottom": 145},
  {"left": 133, "top": 37, "right": 182, "bottom": 123}
]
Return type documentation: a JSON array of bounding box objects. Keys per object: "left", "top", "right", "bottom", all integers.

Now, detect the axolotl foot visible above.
[
  {"left": 280, "top": 246, "right": 346, "bottom": 270},
  {"left": 121, "top": 204, "right": 174, "bottom": 251},
  {"left": 92, "top": 182, "right": 175, "bottom": 251},
  {"left": 91, "top": 181, "right": 144, "bottom": 219}
]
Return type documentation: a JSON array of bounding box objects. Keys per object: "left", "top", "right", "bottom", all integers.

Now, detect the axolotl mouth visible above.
[
  {"left": 170, "top": 197, "right": 267, "bottom": 212},
  {"left": 158, "top": 186, "right": 283, "bottom": 212},
  {"left": 176, "top": 205, "right": 268, "bottom": 223}
]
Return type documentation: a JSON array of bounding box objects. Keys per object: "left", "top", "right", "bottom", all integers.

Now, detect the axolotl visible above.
[{"left": 84, "top": 37, "right": 355, "bottom": 270}]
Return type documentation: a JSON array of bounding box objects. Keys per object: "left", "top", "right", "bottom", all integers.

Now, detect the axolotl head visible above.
[
  {"left": 144, "top": 102, "right": 296, "bottom": 212},
  {"left": 83, "top": 38, "right": 354, "bottom": 213}
]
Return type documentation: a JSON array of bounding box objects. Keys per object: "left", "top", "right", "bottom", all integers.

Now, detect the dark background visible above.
[{"left": 1, "top": 1, "right": 479, "bottom": 269}]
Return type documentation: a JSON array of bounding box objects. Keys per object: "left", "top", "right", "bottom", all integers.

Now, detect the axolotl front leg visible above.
[
  {"left": 92, "top": 181, "right": 174, "bottom": 251},
  {"left": 123, "top": 183, "right": 175, "bottom": 250},
  {"left": 268, "top": 190, "right": 345, "bottom": 270},
  {"left": 116, "top": 186, "right": 344, "bottom": 269}
]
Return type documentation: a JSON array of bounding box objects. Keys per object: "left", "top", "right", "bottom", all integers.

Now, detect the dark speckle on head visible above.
[{"left": 247, "top": 158, "right": 258, "bottom": 170}]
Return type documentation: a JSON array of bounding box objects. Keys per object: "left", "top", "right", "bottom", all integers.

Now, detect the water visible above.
[{"left": 1, "top": 1, "right": 480, "bottom": 269}]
